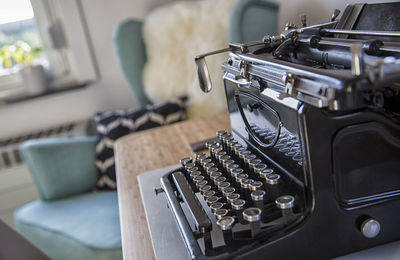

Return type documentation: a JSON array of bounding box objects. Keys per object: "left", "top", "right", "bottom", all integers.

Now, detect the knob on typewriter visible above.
[
  {"left": 216, "top": 216, "right": 235, "bottom": 246},
  {"left": 210, "top": 202, "right": 225, "bottom": 213},
  {"left": 222, "top": 187, "right": 236, "bottom": 198},
  {"left": 275, "top": 195, "right": 295, "bottom": 225},
  {"left": 263, "top": 173, "right": 280, "bottom": 201},
  {"left": 231, "top": 199, "right": 247, "bottom": 224},
  {"left": 180, "top": 157, "right": 192, "bottom": 167},
  {"left": 214, "top": 208, "right": 229, "bottom": 220},
  {"left": 251, "top": 190, "right": 266, "bottom": 211},
  {"left": 243, "top": 207, "right": 262, "bottom": 238}
]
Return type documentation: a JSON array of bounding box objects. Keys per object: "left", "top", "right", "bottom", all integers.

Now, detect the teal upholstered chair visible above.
[{"left": 14, "top": 1, "right": 279, "bottom": 259}]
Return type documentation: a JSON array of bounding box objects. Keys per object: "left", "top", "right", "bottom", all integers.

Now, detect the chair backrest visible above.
[
  {"left": 113, "top": 0, "right": 279, "bottom": 109},
  {"left": 230, "top": 0, "right": 279, "bottom": 43},
  {"left": 113, "top": 19, "right": 153, "bottom": 108}
]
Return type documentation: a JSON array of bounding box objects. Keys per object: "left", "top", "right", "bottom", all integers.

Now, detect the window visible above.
[{"left": 0, "top": 0, "right": 97, "bottom": 101}]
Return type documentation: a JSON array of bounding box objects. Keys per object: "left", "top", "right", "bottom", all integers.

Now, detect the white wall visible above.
[{"left": 0, "top": 0, "right": 176, "bottom": 139}]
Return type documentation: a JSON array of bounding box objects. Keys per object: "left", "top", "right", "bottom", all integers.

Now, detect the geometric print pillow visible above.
[{"left": 94, "top": 97, "right": 187, "bottom": 190}]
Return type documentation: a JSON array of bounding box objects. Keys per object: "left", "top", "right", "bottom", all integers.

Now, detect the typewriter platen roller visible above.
[{"left": 160, "top": 2, "right": 400, "bottom": 259}]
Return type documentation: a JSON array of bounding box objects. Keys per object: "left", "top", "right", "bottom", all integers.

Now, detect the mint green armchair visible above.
[{"left": 14, "top": 1, "right": 279, "bottom": 259}]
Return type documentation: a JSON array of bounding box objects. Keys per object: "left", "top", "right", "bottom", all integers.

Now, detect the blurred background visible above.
[{"left": 0, "top": 0, "right": 395, "bottom": 252}]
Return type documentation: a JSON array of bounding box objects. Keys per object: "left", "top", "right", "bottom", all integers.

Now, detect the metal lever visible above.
[
  {"left": 195, "top": 41, "right": 265, "bottom": 93},
  {"left": 223, "top": 72, "right": 251, "bottom": 88},
  {"left": 350, "top": 43, "right": 364, "bottom": 77},
  {"left": 195, "top": 47, "right": 232, "bottom": 93}
]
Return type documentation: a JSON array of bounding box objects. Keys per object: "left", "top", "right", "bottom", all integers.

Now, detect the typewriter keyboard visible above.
[{"left": 163, "top": 130, "right": 303, "bottom": 254}]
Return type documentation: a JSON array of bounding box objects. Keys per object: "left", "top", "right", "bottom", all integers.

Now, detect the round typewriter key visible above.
[
  {"left": 204, "top": 162, "right": 215, "bottom": 172},
  {"left": 210, "top": 202, "right": 225, "bottom": 213},
  {"left": 250, "top": 181, "right": 263, "bottom": 191},
  {"left": 249, "top": 159, "right": 262, "bottom": 172},
  {"left": 242, "top": 207, "right": 262, "bottom": 238},
  {"left": 202, "top": 158, "right": 212, "bottom": 167},
  {"left": 275, "top": 195, "right": 295, "bottom": 209},
  {"left": 275, "top": 195, "right": 295, "bottom": 225},
  {"left": 251, "top": 190, "right": 266, "bottom": 210},
  {"left": 227, "top": 163, "right": 239, "bottom": 172},
  {"left": 241, "top": 178, "right": 254, "bottom": 189},
  {"left": 205, "top": 140, "right": 217, "bottom": 149},
  {"left": 227, "top": 164, "right": 240, "bottom": 180},
  {"left": 197, "top": 154, "right": 209, "bottom": 164},
  {"left": 206, "top": 195, "right": 220, "bottom": 206},
  {"left": 210, "top": 144, "right": 220, "bottom": 158},
  {"left": 210, "top": 171, "right": 222, "bottom": 181},
  {"left": 216, "top": 151, "right": 227, "bottom": 161},
  {"left": 238, "top": 150, "right": 251, "bottom": 160},
  {"left": 220, "top": 154, "right": 231, "bottom": 163},
  {"left": 222, "top": 187, "right": 236, "bottom": 197},
  {"left": 231, "top": 199, "right": 246, "bottom": 224},
  {"left": 231, "top": 199, "right": 246, "bottom": 210},
  {"left": 199, "top": 185, "right": 212, "bottom": 194},
  {"left": 214, "top": 176, "right": 227, "bottom": 186},
  {"left": 265, "top": 174, "right": 280, "bottom": 185},
  {"left": 221, "top": 133, "right": 232, "bottom": 144},
  {"left": 190, "top": 171, "right": 202, "bottom": 179},
  {"left": 232, "top": 143, "right": 242, "bottom": 152},
  {"left": 187, "top": 166, "right": 199, "bottom": 174},
  {"left": 180, "top": 157, "right": 192, "bottom": 167},
  {"left": 217, "top": 216, "right": 235, "bottom": 246},
  {"left": 236, "top": 173, "right": 248, "bottom": 184},
  {"left": 203, "top": 189, "right": 215, "bottom": 198},
  {"left": 194, "top": 152, "right": 206, "bottom": 160},
  {"left": 228, "top": 140, "right": 239, "bottom": 151},
  {"left": 234, "top": 146, "right": 246, "bottom": 156},
  {"left": 193, "top": 175, "right": 204, "bottom": 183},
  {"left": 226, "top": 193, "right": 240, "bottom": 204},
  {"left": 218, "top": 181, "right": 231, "bottom": 191},
  {"left": 244, "top": 154, "right": 257, "bottom": 165},
  {"left": 214, "top": 208, "right": 229, "bottom": 220},
  {"left": 207, "top": 167, "right": 219, "bottom": 176},
  {"left": 263, "top": 174, "right": 280, "bottom": 201},
  {"left": 184, "top": 162, "right": 196, "bottom": 170},
  {"left": 216, "top": 130, "right": 228, "bottom": 139},
  {"left": 223, "top": 159, "right": 235, "bottom": 170},
  {"left": 230, "top": 168, "right": 244, "bottom": 179},
  {"left": 241, "top": 178, "right": 255, "bottom": 201},
  {"left": 259, "top": 168, "right": 274, "bottom": 178},
  {"left": 253, "top": 163, "right": 267, "bottom": 174},
  {"left": 213, "top": 146, "right": 223, "bottom": 154},
  {"left": 196, "top": 180, "right": 208, "bottom": 189}
]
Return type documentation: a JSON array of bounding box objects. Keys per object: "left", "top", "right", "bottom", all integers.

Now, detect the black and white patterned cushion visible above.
[{"left": 94, "top": 98, "right": 187, "bottom": 189}]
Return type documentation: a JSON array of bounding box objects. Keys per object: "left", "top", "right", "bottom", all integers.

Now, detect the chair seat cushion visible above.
[{"left": 14, "top": 191, "right": 122, "bottom": 260}]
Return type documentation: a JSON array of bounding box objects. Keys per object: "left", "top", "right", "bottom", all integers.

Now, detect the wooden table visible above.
[{"left": 114, "top": 113, "right": 230, "bottom": 260}]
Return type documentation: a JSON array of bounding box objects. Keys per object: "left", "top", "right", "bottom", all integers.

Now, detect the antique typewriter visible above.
[{"left": 158, "top": 2, "right": 400, "bottom": 259}]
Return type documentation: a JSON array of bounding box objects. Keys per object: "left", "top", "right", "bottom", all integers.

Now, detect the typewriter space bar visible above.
[{"left": 172, "top": 172, "right": 213, "bottom": 233}]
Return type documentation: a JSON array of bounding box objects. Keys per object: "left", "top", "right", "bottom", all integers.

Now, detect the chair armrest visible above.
[
  {"left": 19, "top": 136, "right": 98, "bottom": 201},
  {"left": 113, "top": 19, "right": 152, "bottom": 108}
]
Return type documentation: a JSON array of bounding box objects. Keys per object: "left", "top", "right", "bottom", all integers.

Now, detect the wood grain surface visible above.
[{"left": 114, "top": 113, "right": 230, "bottom": 260}]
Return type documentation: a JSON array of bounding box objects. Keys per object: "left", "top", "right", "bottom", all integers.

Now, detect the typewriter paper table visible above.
[{"left": 114, "top": 113, "right": 230, "bottom": 260}]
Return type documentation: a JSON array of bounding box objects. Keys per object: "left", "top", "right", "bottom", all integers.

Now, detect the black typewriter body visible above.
[{"left": 158, "top": 2, "right": 400, "bottom": 259}]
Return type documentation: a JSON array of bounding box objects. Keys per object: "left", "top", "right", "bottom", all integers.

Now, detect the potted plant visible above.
[{"left": 0, "top": 41, "right": 47, "bottom": 95}]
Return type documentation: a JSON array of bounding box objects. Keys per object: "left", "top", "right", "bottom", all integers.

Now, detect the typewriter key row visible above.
[
  {"left": 249, "top": 124, "right": 303, "bottom": 165},
  {"left": 177, "top": 130, "right": 297, "bottom": 244}
]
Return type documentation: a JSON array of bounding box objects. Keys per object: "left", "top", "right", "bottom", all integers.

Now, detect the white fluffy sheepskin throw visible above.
[{"left": 143, "top": 0, "right": 238, "bottom": 118}]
